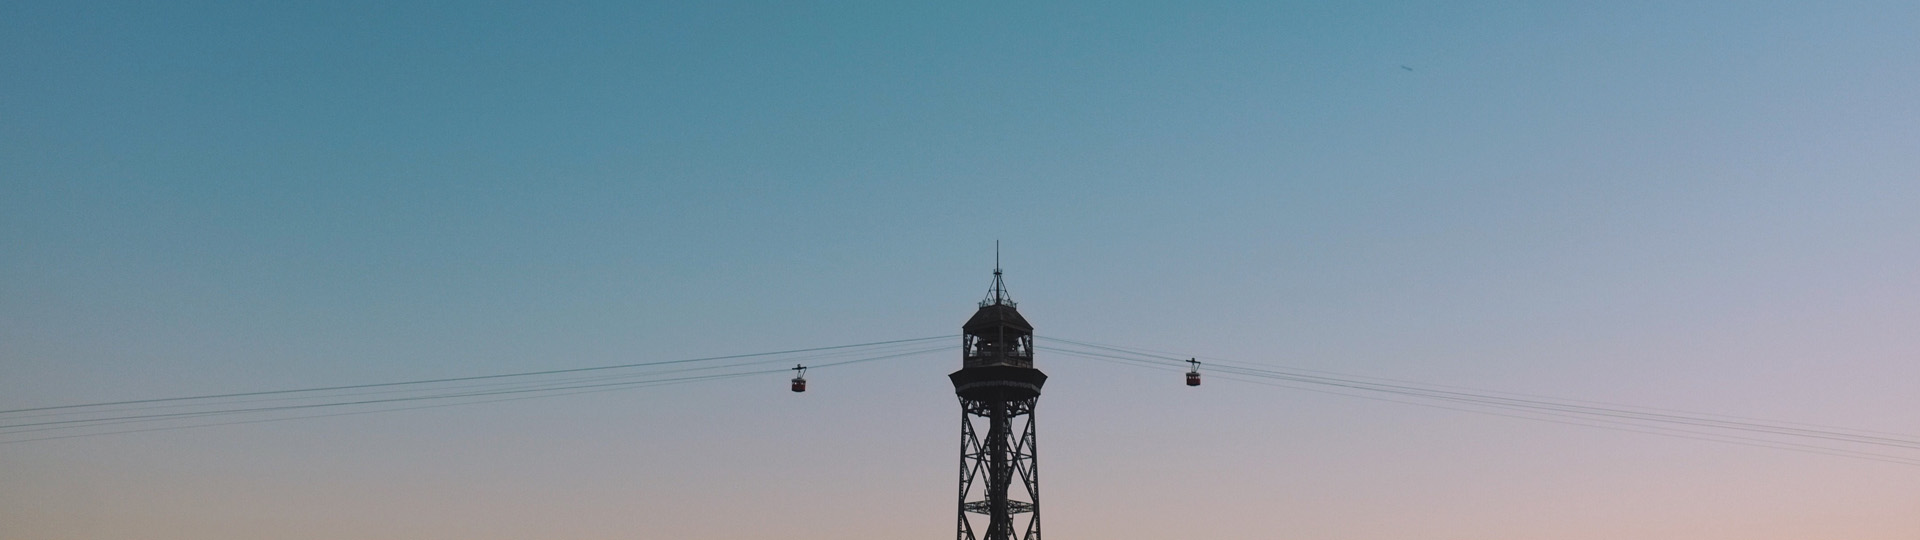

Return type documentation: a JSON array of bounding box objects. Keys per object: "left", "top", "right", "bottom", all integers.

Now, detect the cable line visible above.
[
  {"left": 0, "top": 335, "right": 950, "bottom": 416},
  {"left": 1201, "top": 369, "right": 1920, "bottom": 467},
  {"left": 1040, "top": 337, "right": 1917, "bottom": 446},
  {"left": 7, "top": 339, "right": 946, "bottom": 421},
  {"left": 0, "top": 344, "right": 950, "bottom": 444},
  {"left": 1, "top": 370, "right": 771, "bottom": 445},
  {"left": 1039, "top": 336, "right": 1920, "bottom": 465},
  {"left": 1047, "top": 335, "right": 1917, "bottom": 437},
  {"left": 1, "top": 345, "right": 947, "bottom": 433}
]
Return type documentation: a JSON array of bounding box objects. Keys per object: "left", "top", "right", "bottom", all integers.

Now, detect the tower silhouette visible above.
[{"left": 950, "top": 263, "right": 1045, "bottom": 540}]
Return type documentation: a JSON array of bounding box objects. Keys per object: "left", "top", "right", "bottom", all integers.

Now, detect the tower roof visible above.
[
  {"left": 965, "top": 263, "right": 1032, "bottom": 333},
  {"left": 964, "top": 302, "right": 1032, "bottom": 334}
]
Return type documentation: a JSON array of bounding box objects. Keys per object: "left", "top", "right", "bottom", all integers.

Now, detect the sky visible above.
[{"left": 3, "top": 1, "right": 1918, "bottom": 539}]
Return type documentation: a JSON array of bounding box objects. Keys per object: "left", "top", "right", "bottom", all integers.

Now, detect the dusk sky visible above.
[{"left": 4, "top": 2, "right": 1918, "bottom": 539}]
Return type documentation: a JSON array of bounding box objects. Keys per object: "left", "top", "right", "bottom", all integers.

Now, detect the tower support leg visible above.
[{"left": 956, "top": 396, "right": 1040, "bottom": 540}]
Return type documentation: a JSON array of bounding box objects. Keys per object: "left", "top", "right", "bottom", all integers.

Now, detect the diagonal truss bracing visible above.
[{"left": 956, "top": 396, "right": 1040, "bottom": 540}]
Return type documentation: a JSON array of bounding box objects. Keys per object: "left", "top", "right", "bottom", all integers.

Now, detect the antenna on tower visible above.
[{"left": 984, "top": 242, "right": 1014, "bottom": 307}]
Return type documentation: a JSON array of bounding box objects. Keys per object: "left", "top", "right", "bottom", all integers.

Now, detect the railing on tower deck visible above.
[{"left": 965, "top": 352, "right": 1034, "bottom": 368}]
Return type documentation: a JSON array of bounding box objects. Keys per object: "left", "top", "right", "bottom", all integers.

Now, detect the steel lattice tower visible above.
[{"left": 950, "top": 265, "right": 1045, "bottom": 540}]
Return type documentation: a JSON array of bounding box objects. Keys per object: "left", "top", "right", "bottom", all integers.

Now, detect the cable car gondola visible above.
[
  {"left": 790, "top": 364, "right": 807, "bottom": 392},
  {"left": 1185, "top": 358, "right": 1201, "bottom": 386}
]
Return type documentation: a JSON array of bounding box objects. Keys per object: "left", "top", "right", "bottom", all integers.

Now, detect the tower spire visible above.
[{"left": 984, "top": 242, "right": 1014, "bottom": 307}]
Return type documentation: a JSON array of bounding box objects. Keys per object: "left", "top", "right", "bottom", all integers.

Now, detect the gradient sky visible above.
[{"left": 4, "top": 2, "right": 1918, "bottom": 539}]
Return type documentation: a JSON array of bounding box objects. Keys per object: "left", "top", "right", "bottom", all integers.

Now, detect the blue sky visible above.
[{"left": 4, "top": 2, "right": 1919, "bottom": 539}]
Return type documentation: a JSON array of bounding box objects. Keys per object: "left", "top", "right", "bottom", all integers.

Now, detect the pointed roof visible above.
[
  {"left": 965, "top": 266, "right": 1032, "bottom": 333},
  {"left": 981, "top": 266, "right": 1014, "bottom": 308}
]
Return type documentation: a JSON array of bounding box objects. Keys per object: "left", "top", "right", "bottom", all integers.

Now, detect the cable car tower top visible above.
[{"left": 950, "top": 258, "right": 1046, "bottom": 540}]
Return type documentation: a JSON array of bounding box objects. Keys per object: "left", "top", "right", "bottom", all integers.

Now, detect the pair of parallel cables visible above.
[
  {"left": 0, "top": 336, "right": 951, "bottom": 444},
  {"left": 7, "top": 334, "right": 1916, "bottom": 468},
  {"left": 1039, "top": 336, "right": 1920, "bottom": 467}
]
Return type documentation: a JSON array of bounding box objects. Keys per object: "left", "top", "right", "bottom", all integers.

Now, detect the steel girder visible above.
[{"left": 956, "top": 396, "right": 1040, "bottom": 540}]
